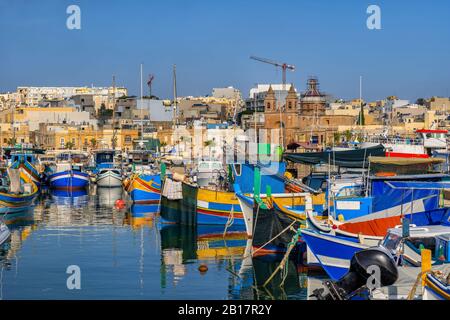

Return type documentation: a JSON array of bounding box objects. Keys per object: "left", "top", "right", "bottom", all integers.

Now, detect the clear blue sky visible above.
[{"left": 1, "top": 0, "right": 449, "bottom": 102}]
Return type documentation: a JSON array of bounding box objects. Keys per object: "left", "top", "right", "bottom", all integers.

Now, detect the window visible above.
[
  {"left": 125, "top": 135, "right": 132, "bottom": 143},
  {"left": 267, "top": 102, "right": 271, "bottom": 110},
  {"left": 288, "top": 101, "right": 292, "bottom": 109}
]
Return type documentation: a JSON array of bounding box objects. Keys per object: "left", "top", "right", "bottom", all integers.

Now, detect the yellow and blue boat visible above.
[
  {"left": 0, "top": 169, "right": 38, "bottom": 214},
  {"left": 196, "top": 188, "right": 244, "bottom": 225},
  {"left": 7, "top": 147, "right": 44, "bottom": 189},
  {"left": 125, "top": 173, "right": 161, "bottom": 204},
  {"left": 424, "top": 272, "right": 450, "bottom": 300}
]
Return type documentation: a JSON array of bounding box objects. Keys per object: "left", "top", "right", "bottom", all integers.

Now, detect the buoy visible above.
[
  {"left": 115, "top": 199, "right": 126, "bottom": 209},
  {"left": 198, "top": 264, "right": 208, "bottom": 274}
]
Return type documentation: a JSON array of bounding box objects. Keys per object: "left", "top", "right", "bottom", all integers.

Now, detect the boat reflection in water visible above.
[
  {"left": 95, "top": 187, "right": 123, "bottom": 208},
  {"left": 159, "top": 223, "right": 255, "bottom": 298},
  {"left": 124, "top": 204, "right": 159, "bottom": 228},
  {"left": 2, "top": 207, "right": 35, "bottom": 229},
  {"left": 251, "top": 257, "right": 308, "bottom": 300},
  {"left": 50, "top": 189, "right": 89, "bottom": 207},
  {"left": 1, "top": 207, "right": 36, "bottom": 276}
]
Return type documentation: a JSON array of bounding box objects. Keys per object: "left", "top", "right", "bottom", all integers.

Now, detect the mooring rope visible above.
[
  {"left": 251, "top": 221, "right": 297, "bottom": 258},
  {"left": 223, "top": 205, "right": 235, "bottom": 237},
  {"left": 263, "top": 227, "right": 302, "bottom": 287},
  {"left": 407, "top": 270, "right": 427, "bottom": 300}
]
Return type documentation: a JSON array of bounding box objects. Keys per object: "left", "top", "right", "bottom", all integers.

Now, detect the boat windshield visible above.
[
  {"left": 96, "top": 153, "right": 114, "bottom": 164},
  {"left": 382, "top": 232, "right": 402, "bottom": 251}
]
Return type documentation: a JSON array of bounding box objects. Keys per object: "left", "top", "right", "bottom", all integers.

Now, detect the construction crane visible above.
[
  {"left": 147, "top": 74, "right": 154, "bottom": 97},
  {"left": 250, "top": 56, "right": 295, "bottom": 88}
]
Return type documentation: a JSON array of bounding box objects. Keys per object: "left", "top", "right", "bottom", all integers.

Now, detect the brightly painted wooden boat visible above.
[
  {"left": 125, "top": 173, "right": 161, "bottom": 204},
  {"left": 196, "top": 188, "right": 244, "bottom": 225},
  {"left": 423, "top": 272, "right": 450, "bottom": 300},
  {"left": 302, "top": 220, "right": 450, "bottom": 281},
  {"left": 49, "top": 169, "right": 90, "bottom": 190},
  {"left": 9, "top": 152, "right": 42, "bottom": 188},
  {"left": 236, "top": 190, "right": 326, "bottom": 238},
  {"left": 0, "top": 171, "right": 38, "bottom": 214}
]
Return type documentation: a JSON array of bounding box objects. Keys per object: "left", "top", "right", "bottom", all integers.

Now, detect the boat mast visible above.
[
  {"left": 359, "top": 75, "right": 364, "bottom": 140},
  {"left": 140, "top": 63, "right": 144, "bottom": 148},
  {"left": 111, "top": 75, "right": 117, "bottom": 152},
  {"left": 173, "top": 64, "right": 178, "bottom": 128},
  {"left": 10, "top": 100, "right": 15, "bottom": 146},
  {"left": 253, "top": 86, "right": 257, "bottom": 143}
]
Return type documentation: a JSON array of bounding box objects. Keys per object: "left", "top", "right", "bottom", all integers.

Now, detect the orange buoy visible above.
[
  {"left": 115, "top": 199, "right": 126, "bottom": 209},
  {"left": 198, "top": 264, "right": 208, "bottom": 274}
]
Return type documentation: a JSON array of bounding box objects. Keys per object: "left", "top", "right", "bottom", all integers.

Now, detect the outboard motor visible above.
[{"left": 312, "top": 247, "right": 399, "bottom": 300}]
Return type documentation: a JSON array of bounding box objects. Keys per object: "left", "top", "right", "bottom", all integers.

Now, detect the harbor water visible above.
[{"left": 0, "top": 187, "right": 323, "bottom": 300}]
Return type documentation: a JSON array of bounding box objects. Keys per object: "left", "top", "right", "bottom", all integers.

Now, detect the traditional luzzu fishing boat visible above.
[
  {"left": 6, "top": 147, "right": 45, "bottom": 189},
  {"left": 298, "top": 156, "right": 450, "bottom": 280},
  {"left": 0, "top": 168, "right": 39, "bottom": 214},
  {"left": 233, "top": 144, "right": 384, "bottom": 258},
  {"left": 124, "top": 170, "right": 161, "bottom": 204},
  {"left": 93, "top": 150, "right": 123, "bottom": 188},
  {"left": 47, "top": 152, "right": 90, "bottom": 190},
  {"left": 159, "top": 160, "right": 238, "bottom": 225},
  {"left": 192, "top": 160, "right": 245, "bottom": 226},
  {"left": 302, "top": 177, "right": 450, "bottom": 281},
  {"left": 311, "top": 157, "right": 449, "bottom": 238},
  {"left": 235, "top": 166, "right": 324, "bottom": 258},
  {"left": 423, "top": 270, "right": 450, "bottom": 300},
  {"left": 161, "top": 146, "right": 327, "bottom": 229}
]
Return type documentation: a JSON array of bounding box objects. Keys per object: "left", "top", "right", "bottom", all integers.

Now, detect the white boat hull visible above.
[{"left": 96, "top": 171, "right": 123, "bottom": 188}]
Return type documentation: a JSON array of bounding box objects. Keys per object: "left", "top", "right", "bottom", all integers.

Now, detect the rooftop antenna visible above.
[{"left": 147, "top": 74, "right": 155, "bottom": 98}]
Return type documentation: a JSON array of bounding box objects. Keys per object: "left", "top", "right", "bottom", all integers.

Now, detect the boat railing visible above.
[{"left": 365, "top": 136, "right": 424, "bottom": 146}]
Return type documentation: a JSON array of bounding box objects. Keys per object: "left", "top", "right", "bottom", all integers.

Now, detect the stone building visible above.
[{"left": 263, "top": 77, "right": 356, "bottom": 148}]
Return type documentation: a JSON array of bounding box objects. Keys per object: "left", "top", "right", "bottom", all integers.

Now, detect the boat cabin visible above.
[
  {"left": 127, "top": 150, "right": 153, "bottom": 166},
  {"left": 195, "top": 160, "right": 224, "bottom": 188},
  {"left": 93, "top": 150, "right": 116, "bottom": 170},
  {"left": 382, "top": 224, "right": 450, "bottom": 265},
  {"left": 416, "top": 129, "right": 448, "bottom": 155}
]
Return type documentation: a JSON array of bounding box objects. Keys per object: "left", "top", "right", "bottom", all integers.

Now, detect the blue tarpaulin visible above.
[{"left": 385, "top": 181, "right": 450, "bottom": 190}]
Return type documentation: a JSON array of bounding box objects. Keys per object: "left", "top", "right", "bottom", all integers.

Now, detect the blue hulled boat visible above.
[
  {"left": 48, "top": 153, "right": 90, "bottom": 190},
  {"left": 125, "top": 172, "right": 161, "bottom": 204},
  {"left": 302, "top": 189, "right": 450, "bottom": 281}
]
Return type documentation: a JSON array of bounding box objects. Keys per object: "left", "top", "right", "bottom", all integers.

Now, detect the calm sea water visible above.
[{"left": 0, "top": 187, "right": 324, "bottom": 300}]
